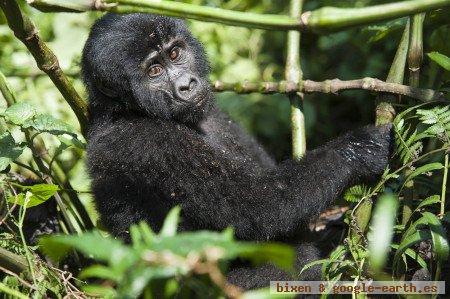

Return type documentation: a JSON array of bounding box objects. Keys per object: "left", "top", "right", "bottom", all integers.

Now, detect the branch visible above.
[
  {"left": 213, "top": 78, "right": 445, "bottom": 102},
  {"left": 0, "top": 0, "right": 88, "bottom": 136},
  {"left": 0, "top": 247, "right": 27, "bottom": 275},
  {"left": 27, "top": 0, "right": 450, "bottom": 33}
]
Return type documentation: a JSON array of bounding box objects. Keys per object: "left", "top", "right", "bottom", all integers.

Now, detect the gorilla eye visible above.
[
  {"left": 169, "top": 47, "right": 180, "bottom": 61},
  {"left": 148, "top": 65, "right": 163, "bottom": 77}
]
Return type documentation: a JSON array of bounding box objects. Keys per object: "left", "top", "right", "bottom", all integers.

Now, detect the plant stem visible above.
[
  {"left": 286, "top": 0, "right": 305, "bottom": 160},
  {"left": 440, "top": 153, "right": 448, "bottom": 217},
  {"left": 0, "top": 0, "right": 88, "bottom": 135},
  {"left": 16, "top": 200, "right": 37, "bottom": 285},
  {"left": 27, "top": 0, "right": 450, "bottom": 33},
  {"left": 408, "top": 13, "right": 425, "bottom": 87},
  {"left": 0, "top": 247, "right": 27, "bottom": 275}
]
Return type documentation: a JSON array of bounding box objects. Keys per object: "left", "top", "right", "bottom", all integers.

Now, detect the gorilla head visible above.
[{"left": 82, "top": 13, "right": 213, "bottom": 124}]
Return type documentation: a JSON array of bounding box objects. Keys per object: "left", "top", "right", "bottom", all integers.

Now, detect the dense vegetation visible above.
[{"left": 0, "top": 0, "right": 449, "bottom": 298}]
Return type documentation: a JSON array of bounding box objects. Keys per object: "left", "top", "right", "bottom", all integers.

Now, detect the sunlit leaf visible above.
[
  {"left": 7, "top": 184, "right": 59, "bottom": 208},
  {"left": 415, "top": 195, "right": 440, "bottom": 211},
  {"left": 368, "top": 193, "right": 398, "bottom": 272},
  {"left": 159, "top": 206, "right": 181, "bottom": 237},
  {"left": 404, "top": 163, "right": 444, "bottom": 185},
  {"left": 23, "top": 114, "right": 77, "bottom": 137},
  {"left": 2, "top": 102, "right": 36, "bottom": 125},
  {"left": 428, "top": 51, "right": 450, "bottom": 71}
]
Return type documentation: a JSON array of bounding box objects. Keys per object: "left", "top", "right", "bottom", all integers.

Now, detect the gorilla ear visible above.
[{"left": 96, "top": 79, "right": 118, "bottom": 98}]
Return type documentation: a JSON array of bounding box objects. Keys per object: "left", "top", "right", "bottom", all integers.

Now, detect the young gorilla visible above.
[{"left": 83, "top": 13, "right": 392, "bottom": 289}]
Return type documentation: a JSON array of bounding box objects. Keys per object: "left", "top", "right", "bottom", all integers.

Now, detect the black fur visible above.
[{"left": 83, "top": 13, "right": 392, "bottom": 289}]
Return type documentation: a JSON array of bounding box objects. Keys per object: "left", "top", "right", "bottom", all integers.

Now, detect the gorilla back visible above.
[{"left": 83, "top": 13, "right": 392, "bottom": 288}]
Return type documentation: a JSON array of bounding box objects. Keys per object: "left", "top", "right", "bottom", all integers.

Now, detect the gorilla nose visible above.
[{"left": 174, "top": 75, "right": 199, "bottom": 101}]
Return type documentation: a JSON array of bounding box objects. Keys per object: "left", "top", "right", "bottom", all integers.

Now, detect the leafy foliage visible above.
[
  {"left": 0, "top": 0, "right": 448, "bottom": 298},
  {"left": 40, "top": 207, "right": 294, "bottom": 298}
]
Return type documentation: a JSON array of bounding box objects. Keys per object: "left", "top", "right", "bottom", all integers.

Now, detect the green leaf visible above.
[
  {"left": 82, "top": 285, "right": 116, "bottom": 298},
  {"left": 117, "top": 265, "right": 180, "bottom": 298},
  {"left": 344, "top": 185, "right": 370, "bottom": 202},
  {"left": 0, "top": 132, "right": 24, "bottom": 172},
  {"left": 404, "top": 163, "right": 444, "bottom": 185},
  {"left": 391, "top": 244, "right": 427, "bottom": 270},
  {"left": 79, "top": 265, "right": 120, "bottom": 281},
  {"left": 393, "top": 230, "right": 431, "bottom": 273},
  {"left": 159, "top": 206, "right": 181, "bottom": 237},
  {"left": 415, "top": 195, "right": 440, "bottom": 212},
  {"left": 23, "top": 114, "right": 77, "bottom": 137},
  {"left": 2, "top": 102, "right": 36, "bottom": 125},
  {"left": 7, "top": 184, "right": 59, "bottom": 208},
  {"left": 368, "top": 193, "right": 399, "bottom": 272},
  {"left": 427, "top": 51, "right": 450, "bottom": 71},
  {"left": 299, "top": 259, "right": 327, "bottom": 275},
  {"left": 421, "top": 212, "right": 449, "bottom": 262},
  {"left": 39, "top": 231, "right": 132, "bottom": 264}
]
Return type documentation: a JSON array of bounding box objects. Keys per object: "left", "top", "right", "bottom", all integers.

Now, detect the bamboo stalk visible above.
[
  {"left": 0, "top": 247, "right": 27, "bottom": 275},
  {"left": 286, "top": 0, "right": 305, "bottom": 160},
  {"left": 408, "top": 13, "right": 425, "bottom": 87},
  {"left": 27, "top": 0, "right": 450, "bottom": 33},
  {"left": 0, "top": 0, "right": 88, "bottom": 135},
  {"left": 213, "top": 78, "right": 444, "bottom": 102}
]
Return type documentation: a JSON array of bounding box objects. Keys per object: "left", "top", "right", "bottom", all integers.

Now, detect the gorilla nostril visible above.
[
  {"left": 189, "top": 78, "right": 198, "bottom": 90},
  {"left": 179, "top": 85, "right": 190, "bottom": 92}
]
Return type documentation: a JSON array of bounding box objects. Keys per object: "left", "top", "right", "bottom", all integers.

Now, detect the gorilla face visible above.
[{"left": 82, "top": 13, "right": 214, "bottom": 124}]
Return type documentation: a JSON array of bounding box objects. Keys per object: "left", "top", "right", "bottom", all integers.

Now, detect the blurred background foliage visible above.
[{"left": 0, "top": 0, "right": 449, "bottom": 222}]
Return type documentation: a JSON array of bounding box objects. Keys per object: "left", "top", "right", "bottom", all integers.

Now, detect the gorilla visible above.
[{"left": 82, "top": 13, "right": 392, "bottom": 289}]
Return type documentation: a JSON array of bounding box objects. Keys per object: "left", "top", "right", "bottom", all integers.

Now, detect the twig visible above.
[
  {"left": 0, "top": 0, "right": 88, "bottom": 135},
  {"left": 214, "top": 78, "right": 445, "bottom": 102}
]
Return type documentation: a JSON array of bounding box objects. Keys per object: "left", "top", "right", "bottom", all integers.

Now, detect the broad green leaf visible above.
[
  {"left": 393, "top": 230, "right": 431, "bottom": 273},
  {"left": 79, "top": 265, "right": 120, "bottom": 281},
  {"left": 23, "top": 114, "right": 77, "bottom": 137},
  {"left": 0, "top": 132, "right": 24, "bottom": 171},
  {"left": 82, "top": 285, "right": 116, "bottom": 298},
  {"left": 415, "top": 195, "right": 440, "bottom": 212},
  {"left": 391, "top": 244, "right": 427, "bottom": 270},
  {"left": 39, "top": 231, "right": 131, "bottom": 264},
  {"left": 150, "top": 230, "right": 294, "bottom": 271},
  {"left": 404, "top": 163, "right": 444, "bottom": 185},
  {"left": 402, "top": 216, "right": 429, "bottom": 242},
  {"left": 368, "top": 193, "right": 398, "bottom": 272},
  {"left": 138, "top": 221, "right": 155, "bottom": 245},
  {"left": 117, "top": 265, "right": 180, "bottom": 298},
  {"left": 299, "top": 258, "right": 327, "bottom": 275},
  {"left": 2, "top": 102, "right": 36, "bottom": 125},
  {"left": 7, "top": 184, "right": 59, "bottom": 208},
  {"left": 427, "top": 51, "right": 450, "bottom": 71},
  {"left": 422, "top": 212, "right": 449, "bottom": 261},
  {"left": 159, "top": 206, "right": 181, "bottom": 237}
]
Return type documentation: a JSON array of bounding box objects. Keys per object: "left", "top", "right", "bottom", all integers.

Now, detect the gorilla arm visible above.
[{"left": 88, "top": 117, "right": 391, "bottom": 241}]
